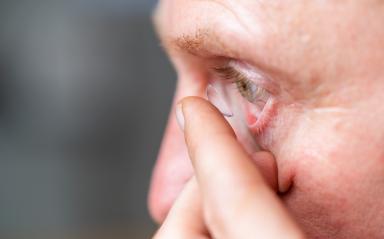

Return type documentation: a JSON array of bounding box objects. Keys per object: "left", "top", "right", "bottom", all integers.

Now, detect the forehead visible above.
[
  {"left": 154, "top": 0, "right": 352, "bottom": 54},
  {"left": 154, "top": 0, "right": 378, "bottom": 34},
  {"left": 154, "top": 1, "right": 323, "bottom": 71},
  {"left": 155, "top": 0, "right": 384, "bottom": 77}
]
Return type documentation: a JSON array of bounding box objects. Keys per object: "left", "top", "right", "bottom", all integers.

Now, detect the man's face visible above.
[{"left": 149, "top": 1, "right": 384, "bottom": 238}]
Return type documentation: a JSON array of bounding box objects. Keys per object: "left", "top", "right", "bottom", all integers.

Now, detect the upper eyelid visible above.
[
  {"left": 211, "top": 64, "right": 280, "bottom": 95},
  {"left": 212, "top": 65, "right": 267, "bottom": 88},
  {"left": 212, "top": 66, "right": 247, "bottom": 82}
]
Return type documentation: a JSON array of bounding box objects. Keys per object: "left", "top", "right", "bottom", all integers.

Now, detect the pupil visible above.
[{"left": 240, "top": 82, "right": 247, "bottom": 91}]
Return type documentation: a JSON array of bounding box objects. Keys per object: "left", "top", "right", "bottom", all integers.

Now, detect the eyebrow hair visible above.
[
  {"left": 161, "top": 27, "right": 239, "bottom": 58},
  {"left": 152, "top": 2, "right": 243, "bottom": 58},
  {"left": 173, "top": 29, "right": 208, "bottom": 55}
]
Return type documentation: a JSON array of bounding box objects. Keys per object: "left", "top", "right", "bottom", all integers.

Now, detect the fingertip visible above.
[
  {"left": 179, "top": 97, "right": 219, "bottom": 120},
  {"left": 178, "top": 97, "right": 237, "bottom": 168},
  {"left": 180, "top": 96, "right": 236, "bottom": 137},
  {"left": 177, "top": 96, "right": 207, "bottom": 112}
]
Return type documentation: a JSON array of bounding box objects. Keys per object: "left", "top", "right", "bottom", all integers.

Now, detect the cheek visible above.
[
  {"left": 274, "top": 112, "right": 384, "bottom": 237},
  {"left": 283, "top": 152, "right": 382, "bottom": 238}
]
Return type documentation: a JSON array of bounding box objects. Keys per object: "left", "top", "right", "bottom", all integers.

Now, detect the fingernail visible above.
[{"left": 175, "top": 102, "right": 185, "bottom": 131}]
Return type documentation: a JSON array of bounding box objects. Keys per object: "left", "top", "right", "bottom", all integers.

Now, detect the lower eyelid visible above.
[{"left": 244, "top": 97, "right": 277, "bottom": 134}]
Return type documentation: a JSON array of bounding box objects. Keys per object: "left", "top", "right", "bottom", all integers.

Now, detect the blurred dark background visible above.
[{"left": 0, "top": 0, "right": 175, "bottom": 238}]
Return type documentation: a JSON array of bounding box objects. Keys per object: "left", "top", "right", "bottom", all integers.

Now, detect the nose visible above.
[
  {"left": 148, "top": 102, "right": 194, "bottom": 223},
  {"left": 147, "top": 101, "right": 279, "bottom": 223},
  {"left": 147, "top": 76, "right": 281, "bottom": 223},
  {"left": 148, "top": 70, "right": 208, "bottom": 223}
]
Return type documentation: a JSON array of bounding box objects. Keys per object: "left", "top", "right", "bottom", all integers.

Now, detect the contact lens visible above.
[
  {"left": 206, "top": 84, "right": 234, "bottom": 117},
  {"left": 206, "top": 82, "right": 261, "bottom": 154}
]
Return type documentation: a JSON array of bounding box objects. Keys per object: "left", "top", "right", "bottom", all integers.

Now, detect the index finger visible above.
[{"left": 179, "top": 97, "right": 304, "bottom": 239}]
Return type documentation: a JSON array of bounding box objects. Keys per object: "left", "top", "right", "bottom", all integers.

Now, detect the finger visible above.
[
  {"left": 179, "top": 97, "right": 304, "bottom": 239},
  {"left": 153, "top": 178, "right": 210, "bottom": 239}
]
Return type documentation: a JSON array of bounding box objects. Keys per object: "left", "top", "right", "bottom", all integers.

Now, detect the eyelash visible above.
[
  {"left": 213, "top": 66, "right": 270, "bottom": 103},
  {"left": 210, "top": 64, "right": 277, "bottom": 135}
]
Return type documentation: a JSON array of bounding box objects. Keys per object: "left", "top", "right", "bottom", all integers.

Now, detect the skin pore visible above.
[{"left": 149, "top": 0, "right": 384, "bottom": 238}]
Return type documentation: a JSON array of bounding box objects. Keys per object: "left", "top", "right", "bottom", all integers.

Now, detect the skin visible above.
[
  {"left": 148, "top": 1, "right": 384, "bottom": 238},
  {"left": 154, "top": 98, "right": 304, "bottom": 238}
]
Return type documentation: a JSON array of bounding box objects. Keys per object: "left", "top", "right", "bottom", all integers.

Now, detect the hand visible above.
[{"left": 154, "top": 97, "right": 305, "bottom": 239}]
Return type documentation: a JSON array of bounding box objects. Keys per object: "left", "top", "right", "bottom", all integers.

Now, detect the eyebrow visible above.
[
  {"left": 152, "top": 4, "right": 304, "bottom": 92},
  {"left": 173, "top": 29, "right": 208, "bottom": 55},
  {"left": 159, "top": 27, "right": 287, "bottom": 82},
  {"left": 158, "top": 27, "right": 241, "bottom": 59}
]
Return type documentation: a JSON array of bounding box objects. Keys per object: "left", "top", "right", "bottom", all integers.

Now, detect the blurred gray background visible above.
[{"left": 0, "top": 0, "right": 175, "bottom": 238}]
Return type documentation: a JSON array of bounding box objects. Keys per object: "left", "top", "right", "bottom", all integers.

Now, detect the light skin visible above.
[
  {"left": 149, "top": 0, "right": 384, "bottom": 238},
  {"left": 154, "top": 98, "right": 304, "bottom": 238}
]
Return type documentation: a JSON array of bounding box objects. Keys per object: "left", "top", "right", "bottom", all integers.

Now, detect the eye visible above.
[
  {"left": 213, "top": 65, "right": 271, "bottom": 103},
  {"left": 210, "top": 63, "right": 277, "bottom": 134},
  {"left": 234, "top": 78, "right": 270, "bottom": 104}
]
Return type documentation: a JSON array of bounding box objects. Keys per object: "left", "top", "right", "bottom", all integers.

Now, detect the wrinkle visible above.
[{"left": 194, "top": 0, "right": 257, "bottom": 37}]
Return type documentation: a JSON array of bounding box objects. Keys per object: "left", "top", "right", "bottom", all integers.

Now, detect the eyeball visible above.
[
  {"left": 232, "top": 78, "right": 272, "bottom": 128},
  {"left": 205, "top": 82, "right": 261, "bottom": 154}
]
